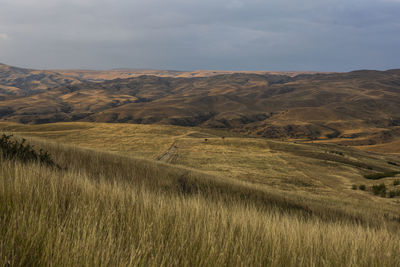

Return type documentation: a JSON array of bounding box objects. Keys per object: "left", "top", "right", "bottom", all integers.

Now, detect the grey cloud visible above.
[
  {"left": 0, "top": 33, "right": 9, "bottom": 40},
  {"left": 0, "top": 0, "right": 399, "bottom": 71}
]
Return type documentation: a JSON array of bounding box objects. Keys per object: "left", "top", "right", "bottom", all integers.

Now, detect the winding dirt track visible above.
[{"left": 158, "top": 141, "right": 179, "bottom": 162}]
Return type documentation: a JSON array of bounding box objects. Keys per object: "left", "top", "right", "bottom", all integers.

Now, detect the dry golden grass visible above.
[
  {"left": 2, "top": 122, "right": 399, "bottom": 203},
  {"left": 356, "top": 139, "right": 400, "bottom": 155},
  {"left": 2, "top": 122, "right": 400, "bottom": 266},
  {"left": 1, "top": 135, "right": 400, "bottom": 266}
]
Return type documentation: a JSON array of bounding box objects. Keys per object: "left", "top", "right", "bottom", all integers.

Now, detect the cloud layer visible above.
[{"left": 0, "top": 0, "right": 399, "bottom": 71}]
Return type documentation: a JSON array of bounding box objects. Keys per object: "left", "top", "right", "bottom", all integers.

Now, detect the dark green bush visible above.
[
  {"left": 390, "top": 190, "right": 400, "bottom": 197},
  {"left": 0, "top": 134, "right": 59, "bottom": 168},
  {"left": 393, "top": 180, "right": 400, "bottom": 186},
  {"left": 364, "top": 172, "right": 399, "bottom": 180},
  {"left": 371, "top": 183, "right": 387, "bottom": 197},
  {"left": 359, "top": 185, "right": 366, "bottom": 191},
  {"left": 351, "top": 185, "right": 357, "bottom": 190}
]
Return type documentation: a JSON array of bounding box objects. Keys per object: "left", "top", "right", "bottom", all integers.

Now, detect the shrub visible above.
[
  {"left": 364, "top": 172, "right": 400, "bottom": 180},
  {"left": 390, "top": 190, "right": 400, "bottom": 197},
  {"left": 0, "top": 134, "right": 59, "bottom": 168},
  {"left": 359, "top": 184, "right": 366, "bottom": 191},
  {"left": 351, "top": 185, "right": 357, "bottom": 190},
  {"left": 371, "top": 184, "right": 387, "bottom": 197},
  {"left": 393, "top": 180, "right": 400, "bottom": 186}
]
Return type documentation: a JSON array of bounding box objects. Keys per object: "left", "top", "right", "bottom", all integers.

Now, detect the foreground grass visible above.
[
  {"left": 1, "top": 138, "right": 400, "bottom": 266},
  {"left": 1, "top": 160, "right": 400, "bottom": 266}
]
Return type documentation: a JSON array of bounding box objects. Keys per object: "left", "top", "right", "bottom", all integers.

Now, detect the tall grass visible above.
[
  {"left": 30, "top": 138, "right": 400, "bottom": 228},
  {"left": 1, "top": 138, "right": 400, "bottom": 266}
]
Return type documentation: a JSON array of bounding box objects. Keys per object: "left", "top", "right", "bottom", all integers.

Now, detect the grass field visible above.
[
  {"left": 1, "top": 122, "right": 400, "bottom": 266},
  {"left": 1, "top": 122, "right": 399, "bottom": 200}
]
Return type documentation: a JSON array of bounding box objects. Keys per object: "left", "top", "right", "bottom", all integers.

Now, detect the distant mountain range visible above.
[{"left": 1, "top": 63, "right": 399, "bottom": 153}]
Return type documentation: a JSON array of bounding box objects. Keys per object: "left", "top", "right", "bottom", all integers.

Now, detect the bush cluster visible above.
[
  {"left": 0, "top": 134, "right": 59, "bottom": 168},
  {"left": 371, "top": 184, "right": 387, "bottom": 197},
  {"left": 354, "top": 182, "right": 400, "bottom": 198},
  {"left": 388, "top": 190, "right": 400, "bottom": 198},
  {"left": 364, "top": 172, "right": 399, "bottom": 180},
  {"left": 351, "top": 184, "right": 366, "bottom": 191}
]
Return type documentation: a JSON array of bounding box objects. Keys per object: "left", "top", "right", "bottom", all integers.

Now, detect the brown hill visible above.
[
  {"left": 0, "top": 63, "right": 399, "bottom": 153},
  {"left": 54, "top": 69, "right": 324, "bottom": 80},
  {"left": 0, "top": 63, "right": 85, "bottom": 96}
]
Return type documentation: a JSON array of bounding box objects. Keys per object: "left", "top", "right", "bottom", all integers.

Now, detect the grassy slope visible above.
[
  {"left": 1, "top": 122, "right": 399, "bottom": 201},
  {"left": 3, "top": 159, "right": 400, "bottom": 266},
  {"left": 1, "top": 122, "right": 400, "bottom": 265}
]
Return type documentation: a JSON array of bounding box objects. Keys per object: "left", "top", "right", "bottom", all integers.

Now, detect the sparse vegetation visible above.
[
  {"left": 359, "top": 184, "right": 366, "bottom": 191},
  {"left": 352, "top": 184, "right": 357, "bottom": 190},
  {"left": 388, "top": 190, "right": 400, "bottom": 198},
  {"left": 394, "top": 179, "right": 400, "bottom": 186},
  {"left": 364, "top": 172, "right": 400, "bottom": 180},
  {"left": 371, "top": 183, "right": 387, "bottom": 197}
]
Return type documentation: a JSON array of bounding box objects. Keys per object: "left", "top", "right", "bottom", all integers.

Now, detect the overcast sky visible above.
[{"left": 0, "top": 0, "right": 399, "bottom": 71}]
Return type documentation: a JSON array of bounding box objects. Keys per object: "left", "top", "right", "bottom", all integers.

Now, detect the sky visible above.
[{"left": 0, "top": 0, "right": 399, "bottom": 71}]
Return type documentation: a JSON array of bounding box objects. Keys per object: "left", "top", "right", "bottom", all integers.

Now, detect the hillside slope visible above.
[
  {"left": 1, "top": 122, "right": 400, "bottom": 265},
  {"left": 2, "top": 122, "right": 400, "bottom": 206}
]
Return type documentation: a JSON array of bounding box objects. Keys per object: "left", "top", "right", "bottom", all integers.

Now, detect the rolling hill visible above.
[{"left": 1, "top": 63, "right": 399, "bottom": 154}]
